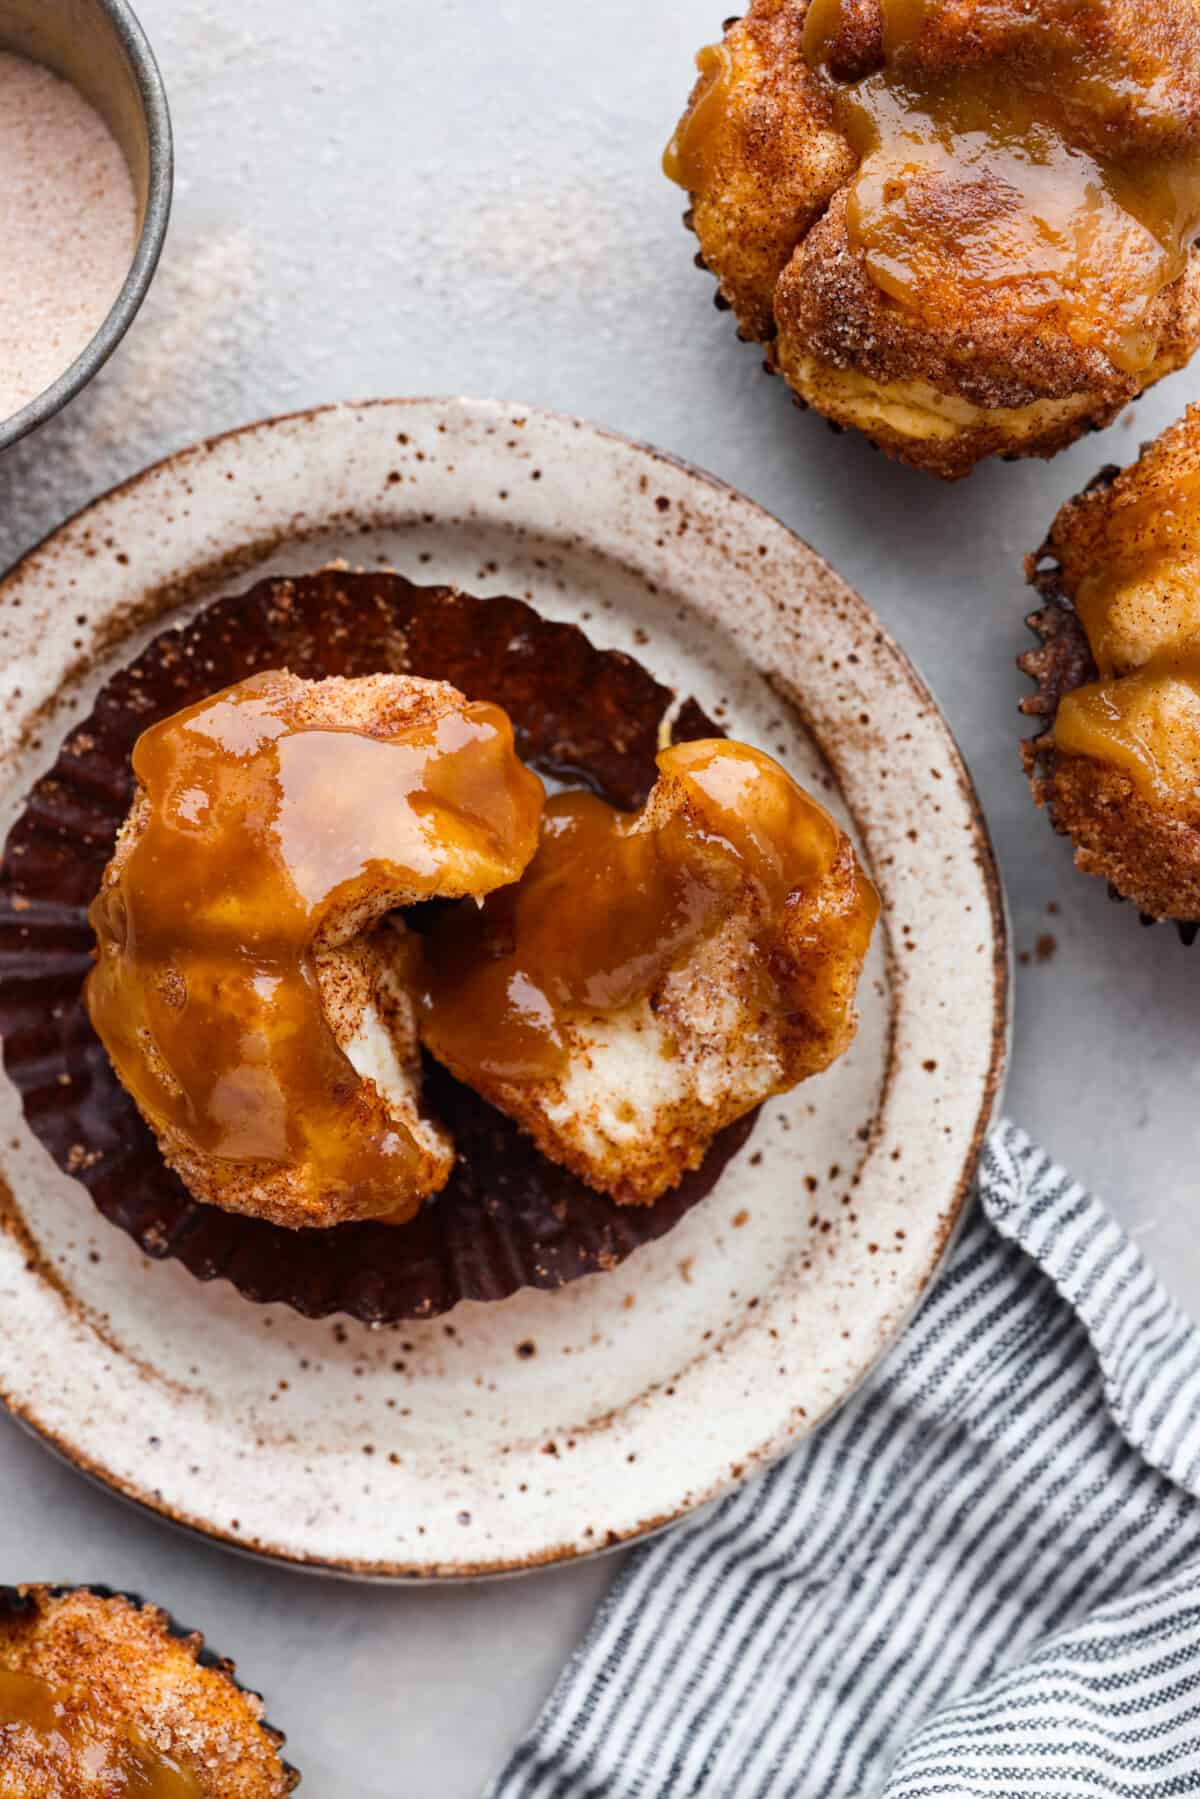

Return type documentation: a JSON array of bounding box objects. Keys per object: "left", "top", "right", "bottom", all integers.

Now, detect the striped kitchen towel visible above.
[{"left": 490, "top": 1120, "right": 1200, "bottom": 1798}]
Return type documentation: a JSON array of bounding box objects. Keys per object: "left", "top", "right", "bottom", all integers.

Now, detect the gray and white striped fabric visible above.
[{"left": 490, "top": 1120, "right": 1200, "bottom": 1798}]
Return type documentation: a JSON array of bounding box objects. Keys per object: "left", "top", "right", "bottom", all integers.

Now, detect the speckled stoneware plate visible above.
[{"left": 0, "top": 398, "right": 1008, "bottom": 1578}]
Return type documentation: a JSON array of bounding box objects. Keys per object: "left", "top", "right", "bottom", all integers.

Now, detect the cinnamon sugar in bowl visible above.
[{"left": 0, "top": 0, "right": 171, "bottom": 451}]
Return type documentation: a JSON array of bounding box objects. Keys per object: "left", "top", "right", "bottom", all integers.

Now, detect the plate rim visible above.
[{"left": 0, "top": 395, "right": 1011, "bottom": 1579}]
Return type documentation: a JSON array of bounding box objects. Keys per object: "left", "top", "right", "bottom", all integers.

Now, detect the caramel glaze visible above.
[
  {"left": 0, "top": 1668, "right": 200, "bottom": 1796},
  {"left": 801, "top": 0, "right": 1200, "bottom": 373},
  {"left": 1054, "top": 653, "right": 1200, "bottom": 807},
  {"left": 663, "top": 41, "right": 736, "bottom": 190},
  {"left": 86, "top": 669, "right": 543, "bottom": 1225},
  {"left": 422, "top": 738, "right": 877, "bottom": 1086}
]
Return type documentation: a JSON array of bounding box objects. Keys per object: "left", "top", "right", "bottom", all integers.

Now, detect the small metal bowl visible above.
[{"left": 0, "top": 0, "right": 172, "bottom": 452}]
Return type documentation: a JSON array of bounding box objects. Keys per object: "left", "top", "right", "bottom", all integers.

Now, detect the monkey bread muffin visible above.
[
  {"left": 0, "top": 569, "right": 879, "bottom": 1319},
  {"left": 1021, "top": 404, "right": 1200, "bottom": 929},
  {"left": 0, "top": 1586, "right": 297, "bottom": 1796},
  {"left": 665, "top": 0, "right": 1200, "bottom": 478},
  {"left": 422, "top": 737, "right": 879, "bottom": 1204},
  {"left": 88, "top": 672, "right": 876, "bottom": 1220},
  {"left": 86, "top": 667, "right": 544, "bottom": 1229}
]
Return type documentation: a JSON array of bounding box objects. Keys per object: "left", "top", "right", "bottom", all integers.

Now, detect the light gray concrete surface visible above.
[{"left": 0, "top": 1, "right": 1196, "bottom": 1792}]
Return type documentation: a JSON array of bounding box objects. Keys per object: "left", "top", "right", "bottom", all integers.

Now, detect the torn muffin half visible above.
[
  {"left": 420, "top": 738, "right": 879, "bottom": 1204},
  {"left": 86, "top": 668, "right": 544, "bottom": 1228},
  {"left": 0, "top": 1585, "right": 296, "bottom": 1797},
  {"left": 1020, "top": 404, "right": 1200, "bottom": 926}
]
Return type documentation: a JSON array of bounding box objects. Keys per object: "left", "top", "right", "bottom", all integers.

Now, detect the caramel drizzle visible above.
[
  {"left": 86, "top": 671, "right": 542, "bottom": 1219},
  {"left": 0, "top": 1668, "right": 202, "bottom": 1796},
  {"left": 1054, "top": 651, "right": 1200, "bottom": 805},
  {"left": 663, "top": 41, "right": 736, "bottom": 191},
  {"left": 799, "top": 0, "right": 1200, "bottom": 373},
  {"left": 422, "top": 738, "right": 863, "bottom": 1085}
]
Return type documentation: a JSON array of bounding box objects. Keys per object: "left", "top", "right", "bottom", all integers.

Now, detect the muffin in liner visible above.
[
  {"left": 0, "top": 570, "right": 754, "bottom": 1322},
  {"left": 1019, "top": 468, "right": 1200, "bottom": 942},
  {"left": 667, "top": 5, "right": 1200, "bottom": 479},
  {"left": 0, "top": 1582, "right": 298, "bottom": 1793}
]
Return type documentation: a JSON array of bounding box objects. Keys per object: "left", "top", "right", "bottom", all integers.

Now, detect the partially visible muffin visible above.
[
  {"left": 0, "top": 1586, "right": 296, "bottom": 1796},
  {"left": 664, "top": 0, "right": 857, "bottom": 341},
  {"left": 1020, "top": 405, "right": 1200, "bottom": 925},
  {"left": 666, "top": 0, "right": 1200, "bottom": 478},
  {"left": 421, "top": 738, "right": 878, "bottom": 1203},
  {"left": 87, "top": 668, "right": 544, "bottom": 1228}
]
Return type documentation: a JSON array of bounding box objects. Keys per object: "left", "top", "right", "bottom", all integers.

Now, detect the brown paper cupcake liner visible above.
[
  {"left": 0, "top": 1584, "right": 299, "bottom": 1789},
  {"left": 1018, "top": 465, "right": 1115, "bottom": 746},
  {"left": 1018, "top": 525, "right": 1199, "bottom": 944},
  {"left": 0, "top": 570, "right": 755, "bottom": 1322}
]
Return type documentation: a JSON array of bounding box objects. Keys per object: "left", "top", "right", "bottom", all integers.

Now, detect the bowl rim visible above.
[
  {"left": 0, "top": 395, "right": 1012, "bottom": 1581},
  {"left": 0, "top": 0, "right": 174, "bottom": 454}
]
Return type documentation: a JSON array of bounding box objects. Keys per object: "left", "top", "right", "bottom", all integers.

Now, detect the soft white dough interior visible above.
[
  {"left": 543, "top": 988, "right": 782, "bottom": 1164},
  {"left": 343, "top": 1000, "right": 446, "bottom": 1157},
  {"left": 543, "top": 1003, "right": 678, "bottom": 1152}
]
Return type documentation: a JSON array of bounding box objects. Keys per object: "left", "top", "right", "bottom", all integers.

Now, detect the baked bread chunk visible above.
[
  {"left": 422, "top": 738, "right": 878, "bottom": 1202},
  {"left": 667, "top": 0, "right": 1200, "bottom": 477},
  {"left": 87, "top": 669, "right": 543, "bottom": 1227}
]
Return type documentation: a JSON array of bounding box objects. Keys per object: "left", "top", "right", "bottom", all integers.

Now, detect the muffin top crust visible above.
[
  {"left": 0, "top": 1587, "right": 297, "bottom": 1798},
  {"left": 667, "top": 0, "right": 1200, "bottom": 475}
]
